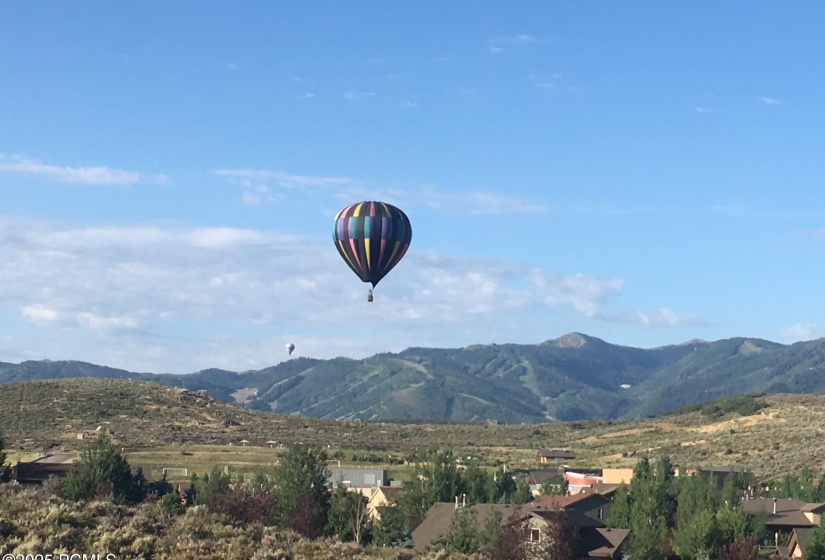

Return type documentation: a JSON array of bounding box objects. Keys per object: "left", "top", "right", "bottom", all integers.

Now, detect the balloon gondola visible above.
[{"left": 332, "top": 201, "right": 412, "bottom": 302}]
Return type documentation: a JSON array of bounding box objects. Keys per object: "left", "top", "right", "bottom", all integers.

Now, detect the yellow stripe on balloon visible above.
[{"left": 338, "top": 240, "right": 358, "bottom": 271}]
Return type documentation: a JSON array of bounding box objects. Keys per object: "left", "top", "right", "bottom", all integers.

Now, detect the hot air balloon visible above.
[
  {"left": 285, "top": 343, "right": 295, "bottom": 356},
  {"left": 332, "top": 201, "right": 412, "bottom": 302}
]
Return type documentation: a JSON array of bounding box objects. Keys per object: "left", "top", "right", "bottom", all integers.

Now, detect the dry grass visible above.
[{"left": 3, "top": 379, "right": 825, "bottom": 479}]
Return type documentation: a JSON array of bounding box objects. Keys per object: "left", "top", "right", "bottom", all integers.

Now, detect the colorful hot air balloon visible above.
[
  {"left": 285, "top": 342, "right": 295, "bottom": 356},
  {"left": 332, "top": 201, "right": 412, "bottom": 301}
]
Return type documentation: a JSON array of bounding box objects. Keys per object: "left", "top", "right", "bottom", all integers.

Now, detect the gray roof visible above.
[
  {"left": 327, "top": 467, "right": 388, "bottom": 488},
  {"left": 740, "top": 498, "right": 816, "bottom": 528}
]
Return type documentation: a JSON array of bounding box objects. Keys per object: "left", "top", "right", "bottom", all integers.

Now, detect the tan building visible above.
[
  {"left": 366, "top": 486, "right": 405, "bottom": 520},
  {"left": 601, "top": 468, "right": 634, "bottom": 485}
]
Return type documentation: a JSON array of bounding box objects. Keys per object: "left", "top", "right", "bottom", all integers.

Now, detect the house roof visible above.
[
  {"left": 15, "top": 462, "right": 77, "bottom": 484},
  {"left": 532, "top": 492, "right": 611, "bottom": 510},
  {"left": 578, "top": 484, "right": 621, "bottom": 498},
  {"left": 525, "top": 469, "right": 565, "bottom": 485},
  {"left": 411, "top": 502, "right": 614, "bottom": 552},
  {"left": 740, "top": 498, "right": 817, "bottom": 528},
  {"left": 789, "top": 527, "right": 814, "bottom": 555},
  {"left": 371, "top": 486, "right": 405, "bottom": 501},
  {"left": 411, "top": 503, "right": 538, "bottom": 550},
  {"left": 801, "top": 502, "right": 825, "bottom": 513},
  {"left": 578, "top": 527, "right": 630, "bottom": 558}
]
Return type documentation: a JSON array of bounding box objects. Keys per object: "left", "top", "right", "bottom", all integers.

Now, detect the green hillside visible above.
[{"left": 2, "top": 333, "right": 825, "bottom": 422}]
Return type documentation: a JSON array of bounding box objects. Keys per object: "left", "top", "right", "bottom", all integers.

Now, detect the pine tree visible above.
[
  {"left": 607, "top": 483, "right": 631, "bottom": 529},
  {"left": 0, "top": 432, "right": 11, "bottom": 482},
  {"left": 807, "top": 522, "right": 825, "bottom": 560},
  {"left": 271, "top": 444, "right": 331, "bottom": 536},
  {"left": 62, "top": 434, "right": 144, "bottom": 504}
]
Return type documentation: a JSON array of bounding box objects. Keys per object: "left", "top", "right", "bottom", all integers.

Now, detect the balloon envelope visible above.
[
  {"left": 285, "top": 343, "right": 295, "bottom": 355},
  {"left": 332, "top": 201, "right": 412, "bottom": 288}
]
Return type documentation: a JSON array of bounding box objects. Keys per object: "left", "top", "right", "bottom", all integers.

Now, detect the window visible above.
[
  {"left": 597, "top": 508, "right": 604, "bottom": 520},
  {"left": 530, "top": 529, "right": 541, "bottom": 543}
]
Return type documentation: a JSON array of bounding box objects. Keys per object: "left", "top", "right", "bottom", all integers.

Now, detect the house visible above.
[
  {"left": 531, "top": 491, "right": 613, "bottom": 523},
  {"left": 410, "top": 502, "right": 629, "bottom": 558},
  {"left": 512, "top": 468, "right": 566, "bottom": 496},
  {"left": 741, "top": 498, "right": 819, "bottom": 546},
  {"left": 565, "top": 471, "right": 604, "bottom": 494},
  {"left": 788, "top": 527, "right": 814, "bottom": 559},
  {"left": 327, "top": 467, "right": 389, "bottom": 497},
  {"left": 367, "top": 486, "right": 405, "bottom": 520},
  {"left": 15, "top": 456, "right": 77, "bottom": 485},
  {"left": 801, "top": 503, "right": 825, "bottom": 525},
  {"left": 537, "top": 449, "right": 577, "bottom": 464},
  {"left": 601, "top": 468, "right": 634, "bottom": 485}
]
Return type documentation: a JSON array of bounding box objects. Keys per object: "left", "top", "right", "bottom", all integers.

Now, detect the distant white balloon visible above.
[{"left": 285, "top": 342, "right": 295, "bottom": 356}]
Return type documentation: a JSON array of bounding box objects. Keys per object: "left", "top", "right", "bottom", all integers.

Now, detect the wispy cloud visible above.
[
  {"left": 343, "top": 91, "right": 376, "bottom": 101},
  {"left": 529, "top": 73, "right": 579, "bottom": 95},
  {"left": 487, "top": 34, "right": 546, "bottom": 53},
  {"left": 759, "top": 96, "right": 784, "bottom": 105},
  {"left": 599, "top": 308, "right": 708, "bottom": 327},
  {"left": 0, "top": 154, "right": 169, "bottom": 185},
  {"left": 335, "top": 184, "right": 549, "bottom": 215},
  {"left": 0, "top": 218, "right": 639, "bottom": 372},
  {"left": 212, "top": 169, "right": 359, "bottom": 205},
  {"left": 780, "top": 323, "right": 821, "bottom": 341},
  {"left": 694, "top": 106, "right": 711, "bottom": 114}
]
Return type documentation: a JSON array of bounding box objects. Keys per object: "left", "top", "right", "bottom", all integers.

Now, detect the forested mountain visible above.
[{"left": 2, "top": 332, "right": 825, "bottom": 422}]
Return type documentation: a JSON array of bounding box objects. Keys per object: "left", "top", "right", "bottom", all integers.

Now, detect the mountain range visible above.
[{"left": 2, "top": 332, "right": 825, "bottom": 423}]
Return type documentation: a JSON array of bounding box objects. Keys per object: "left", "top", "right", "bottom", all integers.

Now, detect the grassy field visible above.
[{"left": 2, "top": 378, "right": 825, "bottom": 480}]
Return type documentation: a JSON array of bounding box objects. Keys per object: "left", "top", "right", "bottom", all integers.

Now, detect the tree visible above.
[
  {"left": 626, "top": 457, "right": 670, "bottom": 560},
  {"left": 489, "top": 511, "right": 530, "bottom": 560},
  {"left": 536, "top": 510, "right": 579, "bottom": 560},
  {"left": 478, "top": 508, "right": 503, "bottom": 554},
  {"left": 492, "top": 467, "right": 516, "bottom": 503},
  {"left": 271, "top": 444, "right": 331, "bottom": 537},
  {"left": 372, "top": 504, "right": 412, "bottom": 548},
  {"left": 511, "top": 479, "right": 534, "bottom": 504},
  {"left": 718, "top": 536, "right": 761, "bottom": 560},
  {"left": 327, "top": 481, "right": 370, "bottom": 543},
  {"left": 540, "top": 477, "right": 568, "bottom": 496},
  {"left": 0, "top": 432, "right": 11, "bottom": 483},
  {"left": 63, "top": 435, "right": 145, "bottom": 504},
  {"left": 807, "top": 522, "right": 825, "bottom": 560},
  {"left": 464, "top": 465, "right": 492, "bottom": 505},
  {"left": 607, "top": 483, "right": 631, "bottom": 529},
  {"left": 444, "top": 506, "right": 480, "bottom": 554},
  {"left": 671, "top": 509, "right": 718, "bottom": 560},
  {"left": 400, "top": 449, "right": 467, "bottom": 530}
]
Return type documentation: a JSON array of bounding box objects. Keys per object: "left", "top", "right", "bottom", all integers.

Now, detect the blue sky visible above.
[{"left": 2, "top": 2, "right": 825, "bottom": 373}]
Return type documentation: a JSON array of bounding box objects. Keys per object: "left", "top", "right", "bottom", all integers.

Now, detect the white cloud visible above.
[
  {"left": 530, "top": 73, "right": 579, "bottom": 95},
  {"left": 695, "top": 106, "right": 711, "bottom": 114},
  {"left": 759, "top": 96, "right": 783, "bottom": 105},
  {"left": 780, "top": 323, "right": 821, "bottom": 341},
  {"left": 213, "top": 169, "right": 358, "bottom": 204},
  {"left": 335, "top": 184, "right": 549, "bottom": 215},
  {"left": 0, "top": 218, "right": 647, "bottom": 372},
  {"left": 598, "top": 308, "right": 707, "bottom": 327},
  {"left": 487, "top": 34, "right": 546, "bottom": 53},
  {"left": 343, "top": 91, "right": 376, "bottom": 100},
  {"left": 0, "top": 154, "right": 169, "bottom": 185},
  {"left": 20, "top": 304, "right": 60, "bottom": 325}
]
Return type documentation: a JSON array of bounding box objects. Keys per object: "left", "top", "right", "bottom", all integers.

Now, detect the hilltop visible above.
[
  {"left": 2, "top": 377, "right": 825, "bottom": 479},
  {"left": 3, "top": 333, "right": 825, "bottom": 423}
]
